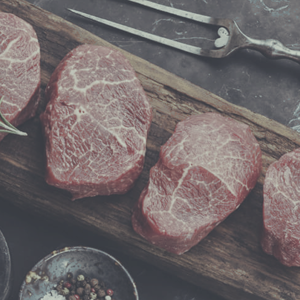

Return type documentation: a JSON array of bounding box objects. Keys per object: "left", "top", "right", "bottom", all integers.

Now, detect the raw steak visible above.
[
  {"left": 261, "top": 148, "right": 300, "bottom": 266},
  {"left": 40, "top": 44, "right": 152, "bottom": 200},
  {"left": 0, "top": 13, "right": 40, "bottom": 141},
  {"left": 132, "top": 113, "right": 261, "bottom": 254}
]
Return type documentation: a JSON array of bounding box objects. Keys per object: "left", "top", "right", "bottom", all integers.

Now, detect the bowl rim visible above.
[
  {"left": 19, "top": 245, "right": 139, "bottom": 300},
  {"left": 0, "top": 229, "right": 12, "bottom": 300}
]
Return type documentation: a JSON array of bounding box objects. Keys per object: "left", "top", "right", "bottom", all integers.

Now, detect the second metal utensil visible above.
[{"left": 68, "top": 0, "right": 300, "bottom": 63}]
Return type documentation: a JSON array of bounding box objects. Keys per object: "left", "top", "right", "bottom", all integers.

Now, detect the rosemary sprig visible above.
[{"left": 0, "top": 96, "right": 27, "bottom": 136}]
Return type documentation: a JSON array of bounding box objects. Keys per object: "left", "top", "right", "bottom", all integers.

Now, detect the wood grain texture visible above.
[{"left": 1, "top": 1, "right": 300, "bottom": 299}]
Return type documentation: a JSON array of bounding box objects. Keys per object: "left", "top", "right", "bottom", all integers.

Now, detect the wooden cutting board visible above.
[{"left": 1, "top": 1, "right": 300, "bottom": 299}]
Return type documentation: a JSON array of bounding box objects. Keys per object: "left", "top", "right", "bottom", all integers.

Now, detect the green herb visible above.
[{"left": 0, "top": 96, "right": 27, "bottom": 136}]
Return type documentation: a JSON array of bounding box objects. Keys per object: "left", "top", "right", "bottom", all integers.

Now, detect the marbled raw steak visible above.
[
  {"left": 0, "top": 12, "right": 40, "bottom": 141},
  {"left": 132, "top": 113, "right": 261, "bottom": 254},
  {"left": 40, "top": 44, "right": 152, "bottom": 200},
  {"left": 261, "top": 148, "right": 300, "bottom": 266}
]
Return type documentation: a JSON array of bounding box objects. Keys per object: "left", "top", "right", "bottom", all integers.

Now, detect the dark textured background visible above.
[
  {"left": 2, "top": 0, "right": 300, "bottom": 299},
  {"left": 27, "top": 0, "right": 300, "bottom": 128}
]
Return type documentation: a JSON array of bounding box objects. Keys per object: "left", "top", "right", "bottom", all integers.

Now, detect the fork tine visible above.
[
  {"left": 126, "top": 0, "right": 218, "bottom": 25},
  {"left": 67, "top": 8, "right": 208, "bottom": 55}
]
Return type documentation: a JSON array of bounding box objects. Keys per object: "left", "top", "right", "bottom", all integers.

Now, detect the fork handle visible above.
[{"left": 246, "top": 38, "right": 300, "bottom": 64}]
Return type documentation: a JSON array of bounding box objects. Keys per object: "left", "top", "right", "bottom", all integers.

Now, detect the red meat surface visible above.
[
  {"left": 132, "top": 113, "right": 262, "bottom": 254},
  {"left": 0, "top": 12, "right": 40, "bottom": 141},
  {"left": 40, "top": 44, "right": 152, "bottom": 200},
  {"left": 261, "top": 148, "right": 300, "bottom": 266}
]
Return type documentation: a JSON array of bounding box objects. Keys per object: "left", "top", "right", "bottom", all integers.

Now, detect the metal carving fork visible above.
[{"left": 68, "top": 0, "right": 300, "bottom": 63}]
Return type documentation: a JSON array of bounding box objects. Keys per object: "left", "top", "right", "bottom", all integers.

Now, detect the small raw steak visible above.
[
  {"left": 40, "top": 44, "right": 152, "bottom": 200},
  {"left": 261, "top": 148, "right": 300, "bottom": 266},
  {"left": 0, "top": 13, "right": 40, "bottom": 141},
  {"left": 132, "top": 113, "right": 261, "bottom": 254}
]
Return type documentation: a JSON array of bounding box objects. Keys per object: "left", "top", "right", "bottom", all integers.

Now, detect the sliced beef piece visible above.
[
  {"left": 261, "top": 148, "right": 300, "bottom": 266},
  {"left": 132, "top": 113, "right": 262, "bottom": 254},
  {"left": 0, "top": 12, "right": 41, "bottom": 141},
  {"left": 40, "top": 44, "right": 152, "bottom": 200}
]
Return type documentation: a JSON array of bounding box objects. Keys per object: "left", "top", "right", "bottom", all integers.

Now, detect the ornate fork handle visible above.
[
  {"left": 68, "top": 1, "right": 300, "bottom": 64},
  {"left": 244, "top": 38, "right": 300, "bottom": 64}
]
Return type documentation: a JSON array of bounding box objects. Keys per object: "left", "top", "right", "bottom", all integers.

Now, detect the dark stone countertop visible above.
[{"left": 2, "top": 0, "right": 300, "bottom": 299}]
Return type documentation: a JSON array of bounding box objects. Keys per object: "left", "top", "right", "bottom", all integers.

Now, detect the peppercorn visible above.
[
  {"left": 90, "top": 278, "right": 99, "bottom": 287},
  {"left": 70, "top": 285, "right": 76, "bottom": 292},
  {"left": 74, "top": 295, "right": 80, "bottom": 300},
  {"left": 76, "top": 287, "right": 84, "bottom": 296},
  {"left": 77, "top": 274, "right": 85, "bottom": 282},
  {"left": 55, "top": 271, "right": 116, "bottom": 300},
  {"left": 56, "top": 284, "right": 63, "bottom": 292},
  {"left": 98, "top": 289, "right": 106, "bottom": 298},
  {"left": 64, "top": 282, "right": 72, "bottom": 289},
  {"left": 94, "top": 285, "right": 100, "bottom": 292},
  {"left": 61, "top": 287, "right": 70, "bottom": 296},
  {"left": 84, "top": 283, "right": 91, "bottom": 294}
]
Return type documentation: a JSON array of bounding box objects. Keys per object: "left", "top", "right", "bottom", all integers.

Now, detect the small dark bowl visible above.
[
  {"left": 19, "top": 246, "right": 138, "bottom": 300},
  {"left": 0, "top": 229, "right": 11, "bottom": 300}
]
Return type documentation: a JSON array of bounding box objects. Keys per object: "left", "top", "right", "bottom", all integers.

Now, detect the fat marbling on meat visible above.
[
  {"left": 40, "top": 44, "right": 152, "bottom": 200},
  {"left": 261, "top": 148, "right": 300, "bottom": 266},
  {"left": 0, "top": 12, "right": 40, "bottom": 141},
  {"left": 132, "top": 113, "right": 262, "bottom": 254}
]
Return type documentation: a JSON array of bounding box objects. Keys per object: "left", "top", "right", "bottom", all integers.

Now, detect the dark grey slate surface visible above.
[
  {"left": 29, "top": 0, "right": 300, "bottom": 128},
  {"left": 2, "top": 1, "right": 300, "bottom": 300}
]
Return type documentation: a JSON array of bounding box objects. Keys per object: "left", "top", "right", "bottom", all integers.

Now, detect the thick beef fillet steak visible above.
[
  {"left": 132, "top": 113, "right": 261, "bottom": 254},
  {"left": 40, "top": 44, "right": 152, "bottom": 200},
  {"left": 0, "top": 13, "right": 40, "bottom": 141},
  {"left": 261, "top": 148, "right": 300, "bottom": 266}
]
